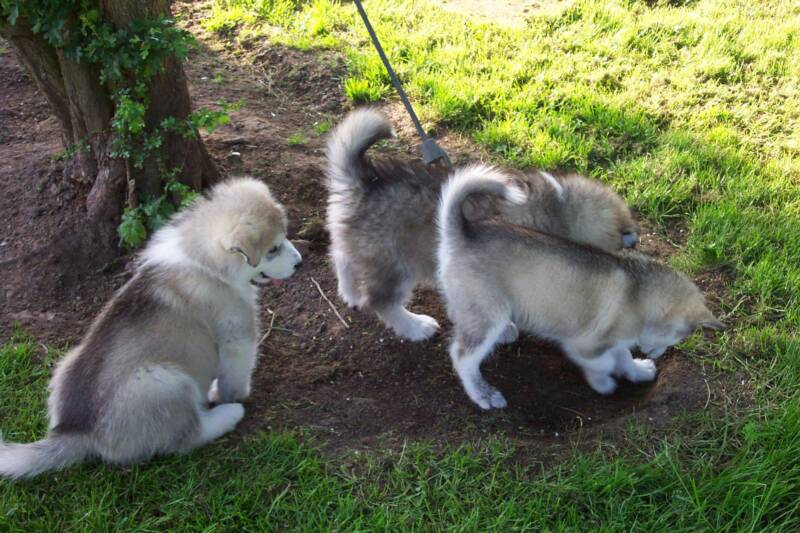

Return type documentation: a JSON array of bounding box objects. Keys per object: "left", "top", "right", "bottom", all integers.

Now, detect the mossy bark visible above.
[{"left": 0, "top": 0, "right": 219, "bottom": 259}]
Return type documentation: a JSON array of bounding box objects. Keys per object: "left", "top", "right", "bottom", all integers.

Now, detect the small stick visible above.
[
  {"left": 258, "top": 309, "right": 277, "bottom": 346},
  {"left": 555, "top": 405, "right": 587, "bottom": 419},
  {"left": 311, "top": 276, "right": 350, "bottom": 329}
]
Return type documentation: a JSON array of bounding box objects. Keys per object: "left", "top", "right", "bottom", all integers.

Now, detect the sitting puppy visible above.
[
  {"left": 326, "top": 108, "right": 639, "bottom": 341},
  {"left": 0, "top": 178, "right": 302, "bottom": 479},
  {"left": 437, "top": 165, "right": 724, "bottom": 409}
]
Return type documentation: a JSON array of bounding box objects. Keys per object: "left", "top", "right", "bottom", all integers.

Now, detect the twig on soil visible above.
[
  {"left": 270, "top": 326, "right": 299, "bottom": 336},
  {"left": 311, "top": 276, "right": 350, "bottom": 329},
  {"left": 555, "top": 405, "right": 586, "bottom": 426},
  {"left": 258, "top": 308, "right": 277, "bottom": 346},
  {"left": 703, "top": 378, "right": 711, "bottom": 410}
]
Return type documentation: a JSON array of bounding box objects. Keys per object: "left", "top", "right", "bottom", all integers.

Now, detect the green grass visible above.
[
  {"left": 287, "top": 131, "right": 307, "bottom": 146},
  {"left": 3, "top": 334, "right": 799, "bottom": 530},
  {"left": 3, "top": 0, "right": 800, "bottom": 528},
  {"left": 312, "top": 116, "right": 334, "bottom": 135}
]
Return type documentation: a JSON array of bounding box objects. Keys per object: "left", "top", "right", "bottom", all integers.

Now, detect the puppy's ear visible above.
[
  {"left": 694, "top": 308, "right": 726, "bottom": 332},
  {"left": 700, "top": 319, "right": 726, "bottom": 332},
  {"left": 227, "top": 224, "right": 261, "bottom": 267}
]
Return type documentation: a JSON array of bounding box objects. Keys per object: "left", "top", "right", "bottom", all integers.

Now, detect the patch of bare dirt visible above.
[{"left": 0, "top": 3, "right": 732, "bottom": 462}]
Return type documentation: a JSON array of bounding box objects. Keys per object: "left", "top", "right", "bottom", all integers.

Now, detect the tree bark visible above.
[
  {"left": 0, "top": 0, "right": 219, "bottom": 265},
  {"left": 100, "top": 0, "right": 220, "bottom": 197}
]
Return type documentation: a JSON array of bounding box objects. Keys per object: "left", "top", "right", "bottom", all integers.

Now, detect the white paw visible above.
[
  {"left": 626, "top": 358, "right": 658, "bottom": 382},
  {"left": 498, "top": 323, "right": 519, "bottom": 344},
  {"left": 587, "top": 374, "right": 617, "bottom": 395},
  {"left": 338, "top": 287, "right": 363, "bottom": 309},
  {"left": 208, "top": 379, "right": 220, "bottom": 403},
  {"left": 487, "top": 388, "right": 508, "bottom": 409},
  {"left": 397, "top": 313, "right": 440, "bottom": 342},
  {"left": 216, "top": 403, "right": 245, "bottom": 429},
  {"left": 464, "top": 379, "right": 507, "bottom": 410}
]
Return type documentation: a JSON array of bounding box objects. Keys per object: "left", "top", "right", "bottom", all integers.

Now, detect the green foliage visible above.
[
  {"left": 312, "top": 117, "right": 333, "bottom": 135},
  {"left": 116, "top": 207, "right": 148, "bottom": 251},
  {"left": 51, "top": 138, "right": 90, "bottom": 162},
  {"left": 1, "top": 1, "right": 235, "bottom": 250},
  {"left": 114, "top": 99, "right": 236, "bottom": 250},
  {"left": 287, "top": 131, "right": 306, "bottom": 146},
  {"left": 1, "top": 333, "right": 800, "bottom": 530},
  {"left": 117, "top": 173, "right": 200, "bottom": 250}
]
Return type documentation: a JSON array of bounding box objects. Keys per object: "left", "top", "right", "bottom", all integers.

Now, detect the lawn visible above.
[{"left": 3, "top": 0, "right": 800, "bottom": 529}]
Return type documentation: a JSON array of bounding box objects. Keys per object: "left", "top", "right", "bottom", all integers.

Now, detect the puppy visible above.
[
  {"left": 437, "top": 165, "right": 724, "bottom": 409},
  {"left": 0, "top": 178, "right": 302, "bottom": 479},
  {"left": 326, "top": 108, "right": 639, "bottom": 341}
]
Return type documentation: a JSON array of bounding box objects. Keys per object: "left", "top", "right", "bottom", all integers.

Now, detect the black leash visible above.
[{"left": 352, "top": 0, "right": 452, "bottom": 169}]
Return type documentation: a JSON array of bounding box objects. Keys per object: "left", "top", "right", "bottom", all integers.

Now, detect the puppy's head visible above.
[
  {"left": 640, "top": 275, "right": 725, "bottom": 357},
  {"left": 558, "top": 174, "right": 639, "bottom": 252},
  {"left": 210, "top": 178, "right": 302, "bottom": 286}
]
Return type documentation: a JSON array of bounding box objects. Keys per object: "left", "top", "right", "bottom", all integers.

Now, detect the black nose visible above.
[
  {"left": 295, "top": 261, "right": 302, "bottom": 270},
  {"left": 622, "top": 232, "right": 638, "bottom": 249}
]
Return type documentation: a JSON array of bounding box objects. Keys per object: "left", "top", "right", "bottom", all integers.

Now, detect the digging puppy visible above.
[
  {"left": 326, "top": 108, "right": 639, "bottom": 341},
  {"left": 0, "top": 178, "right": 302, "bottom": 479},
  {"left": 437, "top": 165, "right": 724, "bottom": 409}
]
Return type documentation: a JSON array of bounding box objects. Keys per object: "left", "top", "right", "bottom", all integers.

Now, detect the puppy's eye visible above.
[{"left": 268, "top": 244, "right": 281, "bottom": 255}]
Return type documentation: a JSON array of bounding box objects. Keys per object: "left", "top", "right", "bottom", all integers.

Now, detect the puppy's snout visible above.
[
  {"left": 294, "top": 260, "right": 303, "bottom": 271},
  {"left": 622, "top": 232, "right": 638, "bottom": 249}
]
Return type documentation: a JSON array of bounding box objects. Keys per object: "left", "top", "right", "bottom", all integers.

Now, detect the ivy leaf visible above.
[{"left": 117, "top": 207, "right": 147, "bottom": 250}]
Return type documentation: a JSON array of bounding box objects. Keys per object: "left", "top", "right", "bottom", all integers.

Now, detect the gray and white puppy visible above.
[
  {"left": 326, "top": 108, "right": 639, "bottom": 341},
  {"left": 0, "top": 178, "right": 302, "bottom": 479},
  {"left": 437, "top": 165, "right": 724, "bottom": 409}
]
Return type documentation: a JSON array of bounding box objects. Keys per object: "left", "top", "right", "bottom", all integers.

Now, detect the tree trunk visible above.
[{"left": 0, "top": 0, "right": 219, "bottom": 264}]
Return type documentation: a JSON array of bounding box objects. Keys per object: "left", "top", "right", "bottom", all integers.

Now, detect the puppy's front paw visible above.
[
  {"left": 498, "top": 323, "right": 519, "bottom": 344},
  {"left": 215, "top": 378, "right": 251, "bottom": 403},
  {"left": 587, "top": 373, "right": 617, "bottom": 395},
  {"left": 626, "top": 358, "right": 658, "bottom": 383},
  {"left": 398, "top": 313, "right": 440, "bottom": 342}
]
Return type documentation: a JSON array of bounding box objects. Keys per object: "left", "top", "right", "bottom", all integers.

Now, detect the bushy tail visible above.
[
  {"left": 0, "top": 432, "right": 92, "bottom": 480},
  {"left": 326, "top": 108, "right": 394, "bottom": 190},
  {"left": 437, "top": 164, "right": 526, "bottom": 243}
]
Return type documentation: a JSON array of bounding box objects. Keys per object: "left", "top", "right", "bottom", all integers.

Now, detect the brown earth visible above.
[{"left": 0, "top": 4, "right": 732, "bottom": 461}]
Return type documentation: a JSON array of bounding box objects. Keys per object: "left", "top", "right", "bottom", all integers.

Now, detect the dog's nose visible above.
[{"left": 294, "top": 260, "right": 303, "bottom": 270}]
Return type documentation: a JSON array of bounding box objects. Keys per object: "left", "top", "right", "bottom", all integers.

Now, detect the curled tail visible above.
[
  {"left": 325, "top": 108, "right": 395, "bottom": 190},
  {"left": 437, "top": 164, "right": 526, "bottom": 243},
  {"left": 0, "top": 432, "right": 92, "bottom": 479}
]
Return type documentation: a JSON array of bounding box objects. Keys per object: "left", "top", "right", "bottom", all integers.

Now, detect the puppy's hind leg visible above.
[
  {"left": 367, "top": 273, "right": 439, "bottom": 341},
  {"left": 331, "top": 249, "right": 363, "bottom": 309},
  {"left": 450, "top": 321, "right": 509, "bottom": 410},
  {"left": 192, "top": 403, "right": 245, "bottom": 448},
  {"left": 96, "top": 366, "right": 239, "bottom": 464},
  {"left": 375, "top": 305, "right": 440, "bottom": 341}
]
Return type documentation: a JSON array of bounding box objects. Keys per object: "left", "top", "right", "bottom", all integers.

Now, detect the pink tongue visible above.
[{"left": 271, "top": 279, "right": 284, "bottom": 287}]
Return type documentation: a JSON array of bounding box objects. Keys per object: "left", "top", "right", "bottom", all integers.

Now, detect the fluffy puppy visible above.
[
  {"left": 0, "top": 178, "right": 302, "bottom": 479},
  {"left": 437, "top": 165, "right": 724, "bottom": 409},
  {"left": 326, "top": 108, "right": 639, "bottom": 341}
]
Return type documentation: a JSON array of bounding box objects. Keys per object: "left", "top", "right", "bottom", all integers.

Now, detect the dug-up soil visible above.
[{"left": 0, "top": 4, "right": 733, "bottom": 463}]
